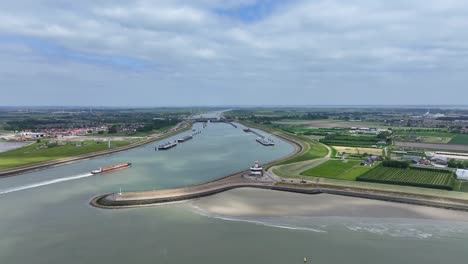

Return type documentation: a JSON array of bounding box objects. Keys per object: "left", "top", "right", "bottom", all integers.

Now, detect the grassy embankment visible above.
[
  {"left": 276, "top": 135, "right": 329, "bottom": 165},
  {"left": 0, "top": 140, "right": 135, "bottom": 170}
]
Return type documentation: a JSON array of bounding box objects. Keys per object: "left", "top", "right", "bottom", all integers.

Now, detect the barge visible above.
[
  {"left": 91, "top": 163, "right": 132, "bottom": 174},
  {"left": 256, "top": 137, "right": 275, "bottom": 146},
  {"left": 177, "top": 135, "right": 193, "bottom": 143},
  {"left": 157, "top": 141, "right": 178, "bottom": 150}
]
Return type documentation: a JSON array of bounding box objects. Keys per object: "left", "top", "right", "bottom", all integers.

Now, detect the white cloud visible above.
[{"left": 1, "top": 0, "right": 468, "bottom": 105}]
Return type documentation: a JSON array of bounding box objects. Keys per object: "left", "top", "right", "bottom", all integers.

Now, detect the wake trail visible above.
[{"left": 0, "top": 173, "right": 94, "bottom": 195}]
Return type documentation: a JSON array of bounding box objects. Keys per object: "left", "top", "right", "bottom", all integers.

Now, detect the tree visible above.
[{"left": 108, "top": 126, "right": 118, "bottom": 134}]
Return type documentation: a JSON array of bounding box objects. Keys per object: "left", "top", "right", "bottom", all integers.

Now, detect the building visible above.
[
  {"left": 402, "top": 155, "right": 422, "bottom": 164},
  {"left": 361, "top": 155, "right": 382, "bottom": 166},
  {"left": 456, "top": 169, "right": 468, "bottom": 180},
  {"left": 430, "top": 156, "right": 448, "bottom": 166},
  {"left": 249, "top": 161, "right": 263, "bottom": 176}
]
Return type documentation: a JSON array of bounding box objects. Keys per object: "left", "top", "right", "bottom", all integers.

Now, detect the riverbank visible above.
[
  {"left": 0, "top": 122, "right": 192, "bottom": 178},
  {"left": 91, "top": 123, "right": 468, "bottom": 212},
  {"left": 91, "top": 123, "right": 304, "bottom": 208}
]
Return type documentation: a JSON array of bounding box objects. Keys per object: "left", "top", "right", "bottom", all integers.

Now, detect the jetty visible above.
[
  {"left": 91, "top": 169, "right": 468, "bottom": 211},
  {"left": 243, "top": 126, "right": 265, "bottom": 138}
]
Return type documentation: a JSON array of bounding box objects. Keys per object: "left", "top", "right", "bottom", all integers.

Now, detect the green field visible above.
[
  {"left": 458, "top": 182, "right": 468, "bottom": 192},
  {"left": 394, "top": 135, "right": 452, "bottom": 144},
  {"left": 319, "top": 134, "right": 385, "bottom": 148},
  {"left": 0, "top": 140, "right": 135, "bottom": 169},
  {"left": 301, "top": 160, "right": 377, "bottom": 180},
  {"left": 449, "top": 134, "right": 468, "bottom": 145},
  {"left": 357, "top": 166, "right": 455, "bottom": 190},
  {"left": 394, "top": 130, "right": 453, "bottom": 137}
]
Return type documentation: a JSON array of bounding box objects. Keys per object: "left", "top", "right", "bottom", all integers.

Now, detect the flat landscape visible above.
[
  {"left": 394, "top": 141, "right": 468, "bottom": 151},
  {"left": 273, "top": 119, "right": 385, "bottom": 128},
  {"left": 301, "top": 160, "right": 377, "bottom": 180},
  {"left": 449, "top": 134, "right": 468, "bottom": 145},
  {"left": 333, "top": 146, "right": 383, "bottom": 156},
  {"left": 357, "top": 166, "right": 455, "bottom": 190},
  {"left": 0, "top": 140, "right": 134, "bottom": 169}
]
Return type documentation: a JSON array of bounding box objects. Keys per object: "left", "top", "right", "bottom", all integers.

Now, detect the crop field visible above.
[
  {"left": 357, "top": 166, "right": 455, "bottom": 190},
  {"left": 333, "top": 146, "right": 383, "bottom": 156},
  {"left": 393, "top": 130, "right": 452, "bottom": 137},
  {"left": 394, "top": 135, "right": 452, "bottom": 144},
  {"left": 449, "top": 134, "right": 468, "bottom": 145},
  {"left": 394, "top": 141, "right": 468, "bottom": 152},
  {"left": 301, "top": 160, "right": 377, "bottom": 181},
  {"left": 321, "top": 134, "right": 382, "bottom": 147},
  {"left": 458, "top": 182, "right": 468, "bottom": 192},
  {"left": 273, "top": 119, "right": 385, "bottom": 129}
]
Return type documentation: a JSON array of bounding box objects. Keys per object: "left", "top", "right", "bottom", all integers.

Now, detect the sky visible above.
[{"left": 0, "top": 0, "right": 468, "bottom": 106}]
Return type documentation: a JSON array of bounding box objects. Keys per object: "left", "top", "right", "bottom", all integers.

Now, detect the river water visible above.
[
  {"left": 0, "top": 121, "right": 467, "bottom": 263},
  {"left": 0, "top": 141, "right": 28, "bottom": 153}
]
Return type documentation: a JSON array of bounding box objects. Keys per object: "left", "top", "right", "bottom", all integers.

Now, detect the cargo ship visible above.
[
  {"left": 157, "top": 141, "right": 178, "bottom": 150},
  {"left": 256, "top": 137, "right": 275, "bottom": 146},
  {"left": 177, "top": 135, "right": 193, "bottom": 143},
  {"left": 91, "top": 163, "right": 132, "bottom": 174}
]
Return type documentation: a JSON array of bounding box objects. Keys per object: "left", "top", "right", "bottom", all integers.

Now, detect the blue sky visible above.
[{"left": 0, "top": 0, "right": 468, "bottom": 106}]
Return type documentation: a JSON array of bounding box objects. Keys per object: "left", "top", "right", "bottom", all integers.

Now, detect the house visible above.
[
  {"left": 402, "top": 155, "right": 422, "bottom": 164},
  {"left": 361, "top": 155, "right": 382, "bottom": 166},
  {"left": 456, "top": 169, "right": 468, "bottom": 180},
  {"left": 418, "top": 158, "right": 431, "bottom": 165},
  {"left": 430, "top": 156, "right": 448, "bottom": 166}
]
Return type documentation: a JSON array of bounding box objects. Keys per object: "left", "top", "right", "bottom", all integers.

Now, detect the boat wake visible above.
[
  {"left": 0, "top": 173, "right": 93, "bottom": 195},
  {"left": 189, "top": 205, "right": 468, "bottom": 239},
  {"left": 190, "top": 205, "right": 327, "bottom": 233}
]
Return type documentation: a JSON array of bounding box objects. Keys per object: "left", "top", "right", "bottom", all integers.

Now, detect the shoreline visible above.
[
  {"left": 0, "top": 122, "right": 192, "bottom": 178},
  {"left": 90, "top": 124, "right": 468, "bottom": 212}
]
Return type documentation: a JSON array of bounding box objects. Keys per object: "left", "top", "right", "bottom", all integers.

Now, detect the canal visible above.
[{"left": 0, "top": 121, "right": 467, "bottom": 264}]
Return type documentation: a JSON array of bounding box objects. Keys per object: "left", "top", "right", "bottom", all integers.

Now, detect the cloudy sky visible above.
[{"left": 1, "top": 0, "right": 467, "bottom": 106}]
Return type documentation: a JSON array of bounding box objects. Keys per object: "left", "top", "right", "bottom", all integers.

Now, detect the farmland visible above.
[
  {"left": 458, "top": 182, "right": 468, "bottom": 192},
  {"left": 301, "top": 160, "right": 377, "bottom": 181},
  {"left": 333, "top": 146, "right": 383, "bottom": 156},
  {"left": 321, "top": 134, "right": 384, "bottom": 147},
  {"left": 394, "top": 141, "right": 468, "bottom": 152},
  {"left": 357, "top": 166, "right": 455, "bottom": 190},
  {"left": 273, "top": 119, "right": 386, "bottom": 129},
  {"left": 449, "top": 134, "right": 468, "bottom": 145},
  {"left": 393, "top": 135, "right": 452, "bottom": 144}
]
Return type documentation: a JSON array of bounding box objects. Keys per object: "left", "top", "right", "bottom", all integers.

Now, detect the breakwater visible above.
[{"left": 91, "top": 173, "right": 468, "bottom": 211}]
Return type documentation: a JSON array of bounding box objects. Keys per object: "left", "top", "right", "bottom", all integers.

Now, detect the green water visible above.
[{"left": 0, "top": 122, "right": 467, "bottom": 263}]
